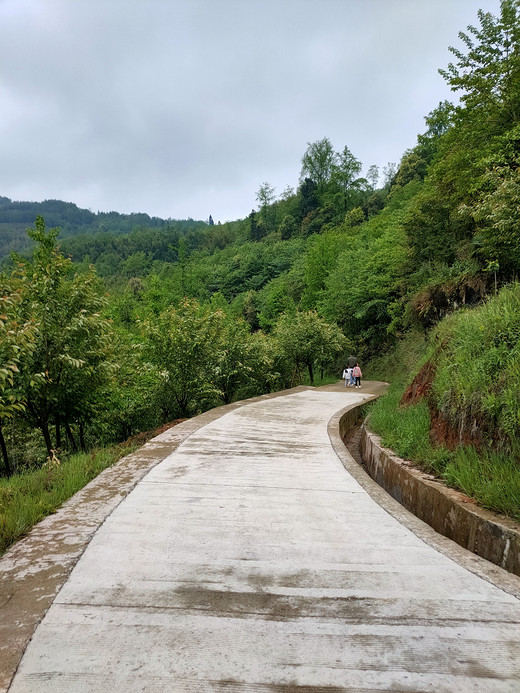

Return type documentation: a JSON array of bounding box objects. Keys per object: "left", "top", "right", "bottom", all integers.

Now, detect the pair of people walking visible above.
[{"left": 342, "top": 356, "right": 362, "bottom": 388}]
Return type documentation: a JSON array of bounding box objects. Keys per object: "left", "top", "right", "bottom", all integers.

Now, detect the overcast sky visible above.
[{"left": 0, "top": 0, "right": 502, "bottom": 223}]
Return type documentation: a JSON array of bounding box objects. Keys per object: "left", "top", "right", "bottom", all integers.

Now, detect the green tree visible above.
[
  {"left": 249, "top": 209, "right": 264, "bottom": 242},
  {"left": 0, "top": 279, "right": 38, "bottom": 474},
  {"left": 297, "top": 178, "right": 319, "bottom": 221},
  {"left": 473, "top": 159, "right": 520, "bottom": 272},
  {"left": 100, "top": 330, "right": 161, "bottom": 441},
  {"left": 273, "top": 310, "right": 347, "bottom": 385},
  {"left": 143, "top": 298, "right": 223, "bottom": 417},
  {"left": 366, "top": 165, "right": 379, "bottom": 189},
  {"left": 16, "top": 217, "right": 112, "bottom": 456},
  {"left": 331, "top": 145, "right": 363, "bottom": 211},
  {"left": 212, "top": 315, "right": 276, "bottom": 404},
  {"left": 439, "top": 1, "right": 520, "bottom": 129},
  {"left": 300, "top": 232, "right": 344, "bottom": 310},
  {"left": 432, "top": 1, "right": 520, "bottom": 277},
  {"left": 256, "top": 182, "right": 276, "bottom": 233},
  {"left": 300, "top": 138, "right": 336, "bottom": 190},
  {"left": 279, "top": 214, "right": 298, "bottom": 240}
]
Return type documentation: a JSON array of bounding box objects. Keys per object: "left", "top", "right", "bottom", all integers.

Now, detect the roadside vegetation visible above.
[
  {"left": 367, "top": 286, "right": 520, "bottom": 520},
  {"left": 0, "top": 441, "right": 139, "bottom": 554},
  {"left": 0, "top": 1, "right": 519, "bottom": 537}
]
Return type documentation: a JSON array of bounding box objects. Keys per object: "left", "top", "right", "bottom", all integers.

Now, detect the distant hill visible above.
[{"left": 0, "top": 196, "right": 203, "bottom": 257}]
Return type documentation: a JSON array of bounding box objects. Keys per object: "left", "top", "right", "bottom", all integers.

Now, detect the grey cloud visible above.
[{"left": 0, "top": 0, "right": 502, "bottom": 222}]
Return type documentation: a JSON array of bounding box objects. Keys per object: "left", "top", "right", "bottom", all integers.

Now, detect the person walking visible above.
[
  {"left": 342, "top": 366, "right": 353, "bottom": 387},
  {"left": 346, "top": 355, "right": 357, "bottom": 386},
  {"left": 352, "top": 362, "right": 362, "bottom": 388}
]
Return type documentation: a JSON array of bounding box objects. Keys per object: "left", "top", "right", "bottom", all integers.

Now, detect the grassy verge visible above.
[
  {"left": 0, "top": 442, "right": 138, "bottom": 555},
  {"left": 366, "top": 329, "right": 520, "bottom": 521}
]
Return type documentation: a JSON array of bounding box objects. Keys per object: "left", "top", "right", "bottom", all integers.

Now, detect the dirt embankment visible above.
[{"left": 401, "top": 360, "right": 481, "bottom": 450}]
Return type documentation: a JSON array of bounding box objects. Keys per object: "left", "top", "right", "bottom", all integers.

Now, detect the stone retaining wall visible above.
[{"left": 356, "top": 425, "right": 520, "bottom": 577}]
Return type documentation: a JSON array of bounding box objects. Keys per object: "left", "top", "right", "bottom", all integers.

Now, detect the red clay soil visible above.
[
  {"left": 400, "top": 360, "right": 435, "bottom": 406},
  {"left": 400, "top": 360, "right": 481, "bottom": 451},
  {"left": 429, "top": 408, "right": 480, "bottom": 450}
]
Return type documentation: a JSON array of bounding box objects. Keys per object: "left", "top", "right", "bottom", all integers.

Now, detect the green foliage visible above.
[
  {"left": 472, "top": 145, "right": 520, "bottom": 271},
  {"left": 443, "top": 446, "right": 520, "bottom": 520},
  {"left": 0, "top": 196, "right": 206, "bottom": 259},
  {"left": 279, "top": 214, "right": 298, "bottom": 240},
  {"left": 320, "top": 184, "right": 415, "bottom": 351},
  {"left": 300, "top": 231, "right": 345, "bottom": 309},
  {"left": 0, "top": 442, "right": 138, "bottom": 554},
  {"left": 368, "top": 383, "right": 445, "bottom": 471},
  {"left": 98, "top": 331, "right": 162, "bottom": 441},
  {"left": 439, "top": 1, "right": 520, "bottom": 128},
  {"left": 143, "top": 298, "right": 224, "bottom": 417},
  {"left": 0, "top": 281, "right": 36, "bottom": 420},
  {"left": 256, "top": 182, "right": 276, "bottom": 233},
  {"left": 368, "top": 285, "right": 520, "bottom": 519},
  {"left": 257, "top": 274, "right": 297, "bottom": 331},
  {"left": 431, "top": 284, "right": 520, "bottom": 454},
  {"left": 13, "top": 217, "right": 113, "bottom": 456},
  {"left": 273, "top": 310, "right": 347, "bottom": 385},
  {"left": 300, "top": 138, "right": 336, "bottom": 190},
  {"left": 0, "top": 279, "right": 39, "bottom": 474}
]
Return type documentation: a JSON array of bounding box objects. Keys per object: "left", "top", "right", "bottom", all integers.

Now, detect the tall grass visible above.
[
  {"left": 432, "top": 284, "right": 520, "bottom": 453},
  {"left": 368, "top": 382, "right": 452, "bottom": 475},
  {"left": 0, "top": 444, "right": 138, "bottom": 555},
  {"left": 365, "top": 290, "right": 520, "bottom": 520},
  {"left": 444, "top": 447, "right": 520, "bottom": 520}
]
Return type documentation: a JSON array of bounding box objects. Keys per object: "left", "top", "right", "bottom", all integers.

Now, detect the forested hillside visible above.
[
  {"left": 0, "top": 195, "right": 205, "bottom": 257},
  {"left": 1, "top": 1, "right": 520, "bottom": 521}
]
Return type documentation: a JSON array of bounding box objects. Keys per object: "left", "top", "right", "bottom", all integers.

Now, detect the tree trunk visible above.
[
  {"left": 308, "top": 361, "right": 314, "bottom": 386},
  {"left": 65, "top": 422, "right": 78, "bottom": 453},
  {"left": 79, "top": 422, "right": 86, "bottom": 452},
  {"left": 0, "top": 422, "right": 12, "bottom": 477},
  {"left": 55, "top": 420, "right": 62, "bottom": 450},
  {"left": 40, "top": 421, "right": 53, "bottom": 456}
]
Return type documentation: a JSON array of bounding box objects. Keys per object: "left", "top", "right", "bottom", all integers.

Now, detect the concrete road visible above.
[{"left": 7, "top": 387, "right": 520, "bottom": 692}]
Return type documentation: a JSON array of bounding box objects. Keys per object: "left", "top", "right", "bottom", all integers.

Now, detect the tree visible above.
[
  {"left": 273, "top": 310, "right": 347, "bottom": 385},
  {"left": 0, "top": 279, "right": 37, "bottom": 474},
  {"left": 100, "top": 330, "right": 161, "bottom": 441},
  {"left": 344, "top": 207, "right": 365, "bottom": 229},
  {"left": 279, "top": 185, "right": 295, "bottom": 201},
  {"left": 366, "top": 165, "right": 379, "bottom": 189},
  {"left": 439, "top": 1, "right": 520, "bottom": 130},
  {"left": 300, "top": 232, "right": 344, "bottom": 310},
  {"left": 279, "top": 214, "right": 298, "bottom": 240},
  {"left": 300, "top": 138, "right": 336, "bottom": 190},
  {"left": 256, "top": 182, "right": 276, "bottom": 233},
  {"left": 212, "top": 315, "right": 274, "bottom": 404},
  {"left": 331, "top": 145, "right": 363, "bottom": 211},
  {"left": 382, "top": 163, "right": 397, "bottom": 187},
  {"left": 15, "top": 217, "right": 113, "bottom": 456},
  {"left": 249, "top": 209, "right": 264, "bottom": 242},
  {"left": 143, "top": 298, "right": 223, "bottom": 417},
  {"left": 416, "top": 101, "right": 454, "bottom": 163},
  {"left": 433, "top": 1, "right": 520, "bottom": 277},
  {"left": 473, "top": 160, "right": 520, "bottom": 272},
  {"left": 297, "top": 177, "right": 319, "bottom": 221}
]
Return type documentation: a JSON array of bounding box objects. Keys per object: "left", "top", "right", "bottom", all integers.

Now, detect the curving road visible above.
[{"left": 5, "top": 386, "right": 520, "bottom": 692}]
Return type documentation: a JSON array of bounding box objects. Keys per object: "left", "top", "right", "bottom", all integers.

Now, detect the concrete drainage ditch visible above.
[{"left": 336, "top": 404, "right": 520, "bottom": 578}]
